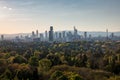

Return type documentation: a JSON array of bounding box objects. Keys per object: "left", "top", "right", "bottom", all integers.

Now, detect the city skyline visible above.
[
  {"left": 1, "top": 26, "right": 120, "bottom": 42},
  {"left": 0, "top": 0, "right": 120, "bottom": 34}
]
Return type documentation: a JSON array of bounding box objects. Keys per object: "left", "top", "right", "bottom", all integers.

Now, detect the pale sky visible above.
[{"left": 0, "top": 0, "right": 120, "bottom": 34}]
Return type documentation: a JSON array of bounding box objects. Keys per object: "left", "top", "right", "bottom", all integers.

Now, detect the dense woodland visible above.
[{"left": 0, "top": 40, "right": 120, "bottom": 80}]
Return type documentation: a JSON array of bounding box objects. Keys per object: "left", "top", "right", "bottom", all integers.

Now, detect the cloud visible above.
[
  {"left": 3, "top": 6, "right": 7, "bottom": 9},
  {"left": 2, "top": 6, "right": 12, "bottom": 10},
  {"left": 8, "top": 8, "right": 12, "bottom": 10}
]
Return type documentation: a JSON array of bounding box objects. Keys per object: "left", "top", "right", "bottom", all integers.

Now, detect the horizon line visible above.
[{"left": 0, "top": 30, "right": 120, "bottom": 35}]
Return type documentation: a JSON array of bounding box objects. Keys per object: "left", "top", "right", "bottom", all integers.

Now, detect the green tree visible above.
[
  {"left": 5, "top": 63, "right": 19, "bottom": 80},
  {"left": 0, "top": 59, "right": 7, "bottom": 75},
  {"left": 29, "top": 56, "right": 39, "bottom": 66},
  {"left": 39, "top": 59, "right": 52, "bottom": 72},
  {"left": 34, "top": 50, "right": 41, "bottom": 59},
  {"left": 23, "top": 49, "right": 33, "bottom": 60},
  {"left": 47, "top": 53, "right": 61, "bottom": 66},
  {"left": 69, "top": 74, "right": 83, "bottom": 80},
  {"left": 13, "top": 55, "right": 27, "bottom": 64},
  {"left": 17, "top": 64, "right": 33, "bottom": 80},
  {"left": 50, "top": 71, "right": 63, "bottom": 80}
]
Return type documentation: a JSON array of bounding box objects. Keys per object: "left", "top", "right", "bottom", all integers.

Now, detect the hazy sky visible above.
[{"left": 0, "top": 0, "right": 120, "bottom": 34}]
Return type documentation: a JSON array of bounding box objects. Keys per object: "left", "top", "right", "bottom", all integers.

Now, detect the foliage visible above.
[
  {"left": 0, "top": 41, "right": 120, "bottom": 80},
  {"left": 39, "top": 59, "right": 52, "bottom": 72},
  {"left": 29, "top": 56, "right": 39, "bottom": 66}
]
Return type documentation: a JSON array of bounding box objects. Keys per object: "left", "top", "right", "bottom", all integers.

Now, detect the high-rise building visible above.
[
  {"left": 32, "top": 31, "right": 35, "bottom": 38},
  {"left": 73, "top": 26, "right": 79, "bottom": 40},
  {"left": 62, "top": 31, "right": 66, "bottom": 38},
  {"left": 55, "top": 32, "right": 58, "bottom": 39},
  {"left": 106, "top": 29, "right": 108, "bottom": 40},
  {"left": 74, "top": 26, "right": 77, "bottom": 36},
  {"left": 59, "top": 32, "right": 62, "bottom": 39},
  {"left": 36, "top": 30, "right": 39, "bottom": 37},
  {"left": 66, "top": 31, "right": 73, "bottom": 42},
  {"left": 62, "top": 31, "right": 66, "bottom": 42},
  {"left": 45, "top": 30, "right": 48, "bottom": 40},
  {"left": 40, "top": 33, "right": 44, "bottom": 41},
  {"left": 1, "top": 35, "right": 4, "bottom": 40},
  {"left": 49, "top": 26, "right": 54, "bottom": 41},
  {"left": 111, "top": 33, "right": 114, "bottom": 38},
  {"left": 89, "top": 34, "right": 92, "bottom": 39},
  {"left": 84, "top": 32, "right": 87, "bottom": 39}
]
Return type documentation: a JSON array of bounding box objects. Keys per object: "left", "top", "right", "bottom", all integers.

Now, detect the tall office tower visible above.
[
  {"left": 36, "top": 30, "right": 39, "bottom": 37},
  {"left": 45, "top": 30, "right": 48, "bottom": 40},
  {"left": 59, "top": 32, "right": 62, "bottom": 39},
  {"left": 84, "top": 32, "right": 87, "bottom": 39},
  {"left": 1, "top": 35, "right": 4, "bottom": 40},
  {"left": 49, "top": 26, "right": 54, "bottom": 41},
  {"left": 62, "top": 31, "right": 66, "bottom": 38},
  {"left": 74, "top": 26, "right": 78, "bottom": 36},
  {"left": 62, "top": 31, "right": 66, "bottom": 42},
  {"left": 106, "top": 29, "right": 108, "bottom": 40},
  {"left": 55, "top": 32, "right": 58, "bottom": 39},
  {"left": 73, "top": 26, "right": 78, "bottom": 41},
  {"left": 66, "top": 31, "right": 73, "bottom": 41},
  {"left": 32, "top": 31, "right": 35, "bottom": 38},
  {"left": 89, "top": 34, "right": 92, "bottom": 39},
  {"left": 20, "top": 35, "right": 23, "bottom": 39},
  {"left": 40, "top": 33, "right": 44, "bottom": 41},
  {"left": 111, "top": 33, "right": 114, "bottom": 38}
]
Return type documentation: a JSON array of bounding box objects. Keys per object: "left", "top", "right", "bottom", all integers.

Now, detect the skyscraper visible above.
[
  {"left": 59, "top": 32, "right": 62, "bottom": 39},
  {"left": 36, "top": 30, "right": 39, "bottom": 37},
  {"left": 74, "top": 26, "right": 77, "bottom": 36},
  {"left": 66, "top": 31, "right": 72, "bottom": 42},
  {"left": 1, "top": 35, "right": 4, "bottom": 40},
  {"left": 40, "top": 33, "right": 44, "bottom": 41},
  {"left": 62, "top": 31, "right": 66, "bottom": 38},
  {"left": 89, "top": 34, "right": 92, "bottom": 39},
  {"left": 106, "top": 29, "right": 108, "bottom": 40},
  {"left": 73, "top": 26, "right": 79, "bottom": 41},
  {"left": 62, "top": 31, "right": 66, "bottom": 42},
  {"left": 49, "top": 26, "right": 54, "bottom": 41},
  {"left": 55, "top": 32, "right": 58, "bottom": 39},
  {"left": 32, "top": 31, "right": 35, "bottom": 38},
  {"left": 84, "top": 32, "right": 87, "bottom": 39},
  {"left": 45, "top": 30, "right": 48, "bottom": 40},
  {"left": 111, "top": 33, "right": 114, "bottom": 38}
]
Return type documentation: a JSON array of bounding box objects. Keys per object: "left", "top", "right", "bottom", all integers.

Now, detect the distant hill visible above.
[
  {"left": 0, "top": 33, "right": 31, "bottom": 39},
  {"left": 78, "top": 31, "right": 120, "bottom": 37}
]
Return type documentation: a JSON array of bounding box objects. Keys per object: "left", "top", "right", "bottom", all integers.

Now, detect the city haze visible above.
[{"left": 0, "top": 0, "right": 120, "bottom": 34}]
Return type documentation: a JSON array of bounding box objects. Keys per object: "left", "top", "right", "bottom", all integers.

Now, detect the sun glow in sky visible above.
[{"left": 0, "top": 0, "right": 120, "bottom": 34}]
